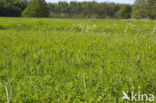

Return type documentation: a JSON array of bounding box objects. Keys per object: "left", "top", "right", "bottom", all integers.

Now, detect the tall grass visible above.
[{"left": 0, "top": 17, "right": 155, "bottom": 102}]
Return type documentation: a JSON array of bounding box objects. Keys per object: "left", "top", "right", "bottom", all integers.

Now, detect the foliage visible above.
[
  {"left": 147, "top": 0, "right": 156, "bottom": 19},
  {"left": 22, "top": 0, "right": 49, "bottom": 17},
  {"left": 131, "top": 0, "right": 156, "bottom": 19},
  {"left": 131, "top": 0, "right": 148, "bottom": 19},
  {"left": 0, "top": 0, "right": 155, "bottom": 19},
  {"left": 48, "top": 2, "right": 124, "bottom": 18},
  {"left": 0, "top": 0, "right": 26, "bottom": 17},
  {"left": 117, "top": 5, "right": 132, "bottom": 19}
]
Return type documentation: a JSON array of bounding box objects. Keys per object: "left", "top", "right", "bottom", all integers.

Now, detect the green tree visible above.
[
  {"left": 97, "top": 3, "right": 108, "bottom": 18},
  {"left": 0, "top": 0, "right": 26, "bottom": 17},
  {"left": 69, "top": 1, "right": 82, "bottom": 17},
  {"left": 47, "top": 1, "right": 131, "bottom": 19},
  {"left": 57, "top": 1, "right": 68, "bottom": 13},
  {"left": 131, "top": 0, "right": 148, "bottom": 19},
  {"left": 117, "top": 5, "right": 132, "bottom": 19},
  {"left": 147, "top": 0, "right": 156, "bottom": 19},
  {"left": 22, "top": 0, "right": 49, "bottom": 17}
]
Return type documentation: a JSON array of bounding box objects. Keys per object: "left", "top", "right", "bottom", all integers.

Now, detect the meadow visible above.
[{"left": 0, "top": 17, "right": 155, "bottom": 103}]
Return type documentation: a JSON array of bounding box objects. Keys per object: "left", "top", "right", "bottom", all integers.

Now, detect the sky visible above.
[{"left": 46, "top": 0, "right": 135, "bottom": 4}]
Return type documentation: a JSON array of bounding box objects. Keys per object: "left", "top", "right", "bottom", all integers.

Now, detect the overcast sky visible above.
[{"left": 46, "top": 0, "right": 135, "bottom": 4}]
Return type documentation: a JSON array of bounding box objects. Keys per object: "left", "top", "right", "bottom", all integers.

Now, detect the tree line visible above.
[
  {"left": 0, "top": 0, "right": 155, "bottom": 19},
  {"left": 48, "top": 2, "right": 130, "bottom": 18},
  {"left": 0, "top": 0, "right": 27, "bottom": 17}
]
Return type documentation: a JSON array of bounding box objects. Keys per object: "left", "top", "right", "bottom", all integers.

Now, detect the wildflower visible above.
[
  {"left": 92, "top": 24, "right": 97, "bottom": 28},
  {"left": 132, "top": 86, "right": 135, "bottom": 89},
  {"left": 138, "top": 86, "right": 141, "bottom": 89}
]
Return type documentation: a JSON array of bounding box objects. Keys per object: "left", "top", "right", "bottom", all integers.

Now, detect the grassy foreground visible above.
[{"left": 0, "top": 18, "right": 156, "bottom": 103}]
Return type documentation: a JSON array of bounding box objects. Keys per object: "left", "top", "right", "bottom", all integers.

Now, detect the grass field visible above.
[{"left": 0, "top": 17, "right": 156, "bottom": 103}]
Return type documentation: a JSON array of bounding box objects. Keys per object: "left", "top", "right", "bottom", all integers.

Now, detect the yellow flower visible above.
[
  {"left": 126, "top": 91, "right": 129, "bottom": 93},
  {"left": 132, "top": 86, "right": 135, "bottom": 89},
  {"left": 138, "top": 86, "right": 141, "bottom": 89}
]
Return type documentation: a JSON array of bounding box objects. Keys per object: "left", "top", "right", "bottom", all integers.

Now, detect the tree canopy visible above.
[
  {"left": 22, "top": 0, "right": 49, "bottom": 17},
  {"left": 131, "top": 0, "right": 156, "bottom": 19},
  {"left": 0, "top": 0, "right": 26, "bottom": 17},
  {"left": 0, "top": 0, "right": 155, "bottom": 19},
  {"left": 148, "top": 0, "right": 156, "bottom": 19}
]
